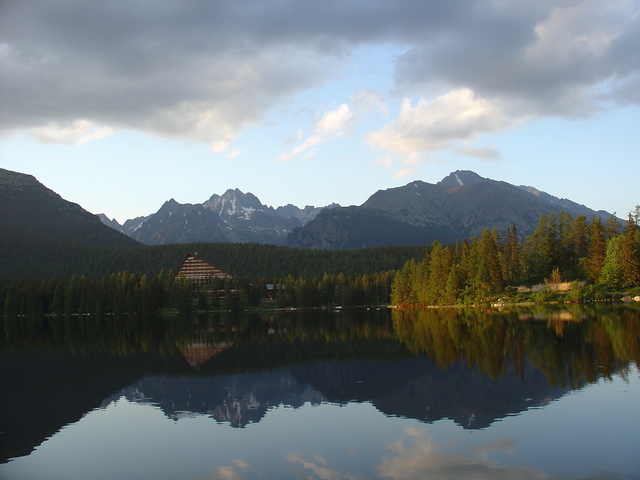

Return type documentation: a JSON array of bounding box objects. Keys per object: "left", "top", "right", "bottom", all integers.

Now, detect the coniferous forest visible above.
[
  {"left": 391, "top": 211, "right": 640, "bottom": 306},
  {"left": 1, "top": 210, "right": 639, "bottom": 317}
]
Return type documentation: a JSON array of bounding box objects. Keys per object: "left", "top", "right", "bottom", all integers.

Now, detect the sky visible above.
[{"left": 1, "top": 1, "right": 639, "bottom": 223}]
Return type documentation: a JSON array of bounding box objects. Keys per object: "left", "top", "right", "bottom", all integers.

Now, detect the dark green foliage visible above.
[
  {"left": 0, "top": 272, "right": 170, "bottom": 317},
  {"left": 0, "top": 168, "right": 140, "bottom": 249},
  {"left": 0, "top": 237, "right": 425, "bottom": 281}
]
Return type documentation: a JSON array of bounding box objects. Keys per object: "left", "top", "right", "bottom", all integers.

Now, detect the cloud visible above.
[
  {"left": 29, "top": 120, "right": 114, "bottom": 145},
  {"left": 0, "top": 2, "right": 342, "bottom": 149},
  {"left": 367, "top": 89, "right": 508, "bottom": 175},
  {"left": 457, "top": 143, "right": 501, "bottom": 161},
  {"left": 280, "top": 103, "right": 354, "bottom": 161},
  {"left": 394, "top": 0, "right": 640, "bottom": 116},
  {"left": 1, "top": 0, "right": 638, "bottom": 154},
  {"left": 315, "top": 103, "right": 354, "bottom": 134}
]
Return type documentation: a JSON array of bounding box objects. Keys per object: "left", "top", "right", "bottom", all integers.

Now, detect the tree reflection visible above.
[
  {"left": 2, "top": 305, "right": 638, "bottom": 389},
  {"left": 391, "top": 305, "right": 640, "bottom": 389}
]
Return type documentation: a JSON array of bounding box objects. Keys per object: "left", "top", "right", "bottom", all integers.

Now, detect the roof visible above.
[{"left": 174, "top": 252, "right": 231, "bottom": 282}]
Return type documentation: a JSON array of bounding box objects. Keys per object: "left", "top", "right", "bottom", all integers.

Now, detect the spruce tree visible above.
[
  {"left": 504, "top": 224, "right": 520, "bottom": 281},
  {"left": 585, "top": 217, "right": 606, "bottom": 282},
  {"left": 619, "top": 215, "right": 640, "bottom": 288}
]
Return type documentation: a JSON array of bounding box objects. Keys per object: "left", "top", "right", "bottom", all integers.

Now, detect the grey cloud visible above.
[
  {"left": 0, "top": 1, "right": 349, "bottom": 145},
  {"left": 395, "top": 1, "right": 640, "bottom": 116},
  {"left": 1, "top": 0, "right": 638, "bottom": 147}
]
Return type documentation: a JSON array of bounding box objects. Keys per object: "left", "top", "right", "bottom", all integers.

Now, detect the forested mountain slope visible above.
[{"left": 0, "top": 168, "right": 139, "bottom": 248}]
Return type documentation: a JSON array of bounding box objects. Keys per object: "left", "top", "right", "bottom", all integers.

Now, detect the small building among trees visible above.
[{"left": 174, "top": 252, "right": 231, "bottom": 287}]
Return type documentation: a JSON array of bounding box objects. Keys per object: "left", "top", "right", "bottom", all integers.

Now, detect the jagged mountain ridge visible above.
[
  {"left": 103, "top": 188, "right": 339, "bottom": 245},
  {"left": 91, "top": 169, "right": 613, "bottom": 248},
  {"left": 285, "top": 170, "right": 614, "bottom": 249}
]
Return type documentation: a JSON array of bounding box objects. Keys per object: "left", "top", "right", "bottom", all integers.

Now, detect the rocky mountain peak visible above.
[
  {"left": 204, "top": 188, "right": 265, "bottom": 220},
  {"left": 437, "top": 170, "right": 485, "bottom": 188}
]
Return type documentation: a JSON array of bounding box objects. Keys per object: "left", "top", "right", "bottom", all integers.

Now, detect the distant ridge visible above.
[
  {"left": 285, "top": 170, "right": 615, "bottom": 249},
  {"left": 2, "top": 167, "right": 617, "bottom": 255},
  {"left": 102, "top": 188, "right": 339, "bottom": 245}
]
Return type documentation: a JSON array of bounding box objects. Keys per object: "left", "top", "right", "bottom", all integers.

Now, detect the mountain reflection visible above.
[{"left": 1, "top": 304, "right": 639, "bottom": 463}]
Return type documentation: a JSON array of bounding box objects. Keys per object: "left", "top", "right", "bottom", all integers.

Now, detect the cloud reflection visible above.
[
  {"left": 378, "top": 427, "right": 549, "bottom": 480},
  {"left": 203, "top": 459, "right": 257, "bottom": 480},
  {"left": 286, "top": 452, "right": 362, "bottom": 480}
]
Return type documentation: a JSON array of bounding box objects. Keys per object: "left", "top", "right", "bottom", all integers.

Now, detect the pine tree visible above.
[
  {"left": 619, "top": 215, "right": 640, "bottom": 288},
  {"left": 604, "top": 213, "right": 622, "bottom": 239},
  {"left": 573, "top": 215, "right": 589, "bottom": 276},
  {"left": 443, "top": 264, "right": 460, "bottom": 305},
  {"left": 479, "top": 229, "right": 504, "bottom": 293},
  {"left": 585, "top": 217, "right": 606, "bottom": 282},
  {"left": 632, "top": 205, "right": 640, "bottom": 227},
  {"left": 423, "top": 242, "right": 453, "bottom": 305},
  {"left": 504, "top": 224, "right": 520, "bottom": 281}
]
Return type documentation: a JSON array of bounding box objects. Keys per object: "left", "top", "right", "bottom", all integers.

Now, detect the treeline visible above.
[
  {"left": 1, "top": 270, "right": 396, "bottom": 317},
  {"left": 391, "top": 211, "right": 640, "bottom": 306},
  {"left": 174, "top": 271, "right": 396, "bottom": 314},
  {"left": 3, "top": 212, "right": 639, "bottom": 315},
  {"left": 0, "top": 235, "right": 425, "bottom": 280},
  {"left": 1, "top": 272, "right": 169, "bottom": 318}
]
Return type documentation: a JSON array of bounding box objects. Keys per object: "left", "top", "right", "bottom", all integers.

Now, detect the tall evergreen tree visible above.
[
  {"left": 504, "top": 224, "right": 520, "bottom": 281},
  {"left": 604, "top": 213, "right": 622, "bottom": 239},
  {"left": 619, "top": 215, "right": 640, "bottom": 288},
  {"left": 585, "top": 217, "right": 606, "bottom": 282},
  {"left": 599, "top": 236, "right": 623, "bottom": 287}
]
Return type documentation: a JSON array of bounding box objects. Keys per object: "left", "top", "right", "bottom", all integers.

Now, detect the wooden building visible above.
[{"left": 174, "top": 252, "right": 231, "bottom": 286}]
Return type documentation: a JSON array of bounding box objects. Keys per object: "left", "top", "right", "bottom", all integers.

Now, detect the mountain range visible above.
[
  {"left": 101, "top": 189, "right": 338, "bottom": 245},
  {"left": 1, "top": 167, "right": 614, "bottom": 253},
  {"left": 101, "top": 169, "right": 613, "bottom": 248}
]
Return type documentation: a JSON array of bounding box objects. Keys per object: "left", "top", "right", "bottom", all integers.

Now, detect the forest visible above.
[
  {"left": 1, "top": 210, "right": 639, "bottom": 317},
  {"left": 391, "top": 211, "right": 640, "bottom": 306}
]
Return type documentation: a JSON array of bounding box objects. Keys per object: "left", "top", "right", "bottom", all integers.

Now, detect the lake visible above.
[{"left": 1, "top": 305, "right": 639, "bottom": 479}]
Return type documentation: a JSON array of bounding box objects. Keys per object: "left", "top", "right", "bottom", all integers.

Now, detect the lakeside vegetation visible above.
[
  {"left": 1, "top": 210, "right": 639, "bottom": 317},
  {"left": 391, "top": 211, "right": 640, "bottom": 307}
]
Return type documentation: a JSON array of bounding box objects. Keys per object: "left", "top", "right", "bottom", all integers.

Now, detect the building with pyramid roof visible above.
[{"left": 174, "top": 252, "right": 231, "bottom": 287}]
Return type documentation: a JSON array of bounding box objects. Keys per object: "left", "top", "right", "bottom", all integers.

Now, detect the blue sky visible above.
[{"left": 1, "top": 1, "right": 639, "bottom": 223}]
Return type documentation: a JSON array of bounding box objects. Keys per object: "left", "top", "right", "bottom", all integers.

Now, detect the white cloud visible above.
[
  {"left": 280, "top": 103, "right": 354, "bottom": 161},
  {"left": 29, "top": 120, "right": 114, "bottom": 145},
  {"left": 315, "top": 103, "right": 354, "bottom": 134},
  {"left": 367, "top": 89, "right": 508, "bottom": 176}
]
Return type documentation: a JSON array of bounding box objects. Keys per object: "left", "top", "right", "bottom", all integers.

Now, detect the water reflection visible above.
[{"left": 1, "top": 305, "right": 639, "bottom": 477}]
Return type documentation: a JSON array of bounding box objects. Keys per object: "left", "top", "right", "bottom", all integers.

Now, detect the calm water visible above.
[{"left": 1, "top": 305, "right": 639, "bottom": 480}]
